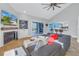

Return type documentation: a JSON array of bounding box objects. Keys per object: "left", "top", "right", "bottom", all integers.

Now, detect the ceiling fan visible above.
[{"left": 42, "top": 3, "right": 64, "bottom": 11}]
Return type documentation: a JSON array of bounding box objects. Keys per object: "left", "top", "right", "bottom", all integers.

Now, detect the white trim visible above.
[{"left": 77, "top": 16, "right": 79, "bottom": 43}]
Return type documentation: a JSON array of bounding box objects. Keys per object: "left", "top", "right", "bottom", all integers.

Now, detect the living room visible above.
[{"left": 0, "top": 3, "right": 79, "bottom": 56}]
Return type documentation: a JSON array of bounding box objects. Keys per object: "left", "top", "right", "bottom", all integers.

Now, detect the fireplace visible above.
[{"left": 4, "top": 31, "right": 18, "bottom": 44}]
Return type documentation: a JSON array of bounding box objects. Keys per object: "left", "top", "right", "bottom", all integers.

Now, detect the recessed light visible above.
[{"left": 23, "top": 10, "right": 26, "bottom": 13}]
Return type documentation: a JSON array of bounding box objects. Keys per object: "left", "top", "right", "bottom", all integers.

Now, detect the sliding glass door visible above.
[
  {"left": 38, "top": 23, "right": 43, "bottom": 34},
  {"left": 32, "top": 22, "right": 43, "bottom": 36}
]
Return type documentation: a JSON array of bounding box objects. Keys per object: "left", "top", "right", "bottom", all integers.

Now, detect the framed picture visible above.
[{"left": 19, "top": 20, "right": 28, "bottom": 29}]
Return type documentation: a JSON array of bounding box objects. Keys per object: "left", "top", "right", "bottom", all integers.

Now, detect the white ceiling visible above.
[{"left": 10, "top": 3, "right": 71, "bottom": 20}]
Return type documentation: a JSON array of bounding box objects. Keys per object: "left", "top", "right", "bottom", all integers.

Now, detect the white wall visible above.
[
  {"left": 0, "top": 4, "right": 14, "bottom": 47},
  {"left": 18, "top": 13, "right": 49, "bottom": 38},
  {"left": 28, "top": 17, "right": 49, "bottom": 35},
  {"left": 0, "top": 32, "right": 3, "bottom": 47},
  {"left": 77, "top": 16, "right": 79, "bottom": 42},
  {"left": 49, "top": 4, "right": 79, "bottom": 38},
  {"left": 0, "top": 3, "right": 49, "bottom": 47}
]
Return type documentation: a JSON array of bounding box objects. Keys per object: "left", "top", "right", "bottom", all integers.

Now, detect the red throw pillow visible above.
[
  {"left": 48, "top": 34, "right": 58, "bottom": 45},
  {"left": 50, "top": 34, "right": 58, "bottom": 40}
]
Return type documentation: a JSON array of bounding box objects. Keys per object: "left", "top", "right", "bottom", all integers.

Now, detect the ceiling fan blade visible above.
[
  {"left": 55, "top": 5, "right": 61, "bottom": 8},
  {"left": 43, "top": 6, "right": 49, "bottom": 9},
  {"left": 53, "top": 6, "right": 54, "bottom": 10},
  {"left": 42, "top": 3, "right": 64, "bottom": 11},
  {"left": 47, "top": 6, "right": 51, "bottom": 10}
]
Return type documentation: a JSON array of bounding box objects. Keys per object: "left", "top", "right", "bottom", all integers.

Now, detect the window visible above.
[
  {"left": 48, "top": 22, "right": 62, "bottom": 33},
  {"left": 32, "top": 22, "right": 43, "bottom": 36}
]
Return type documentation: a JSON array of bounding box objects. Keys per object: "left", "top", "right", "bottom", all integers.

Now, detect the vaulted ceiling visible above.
[{"left": 9, "top": 3, "right": 71, "bottom": 20}]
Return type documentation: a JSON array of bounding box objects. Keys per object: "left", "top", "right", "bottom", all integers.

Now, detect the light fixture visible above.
[
  {"left": 42, "top": 3, "right": 64, "bottom": 11},
  {"left": 23, "top": 10, "right": 26, "bottom": 13}
]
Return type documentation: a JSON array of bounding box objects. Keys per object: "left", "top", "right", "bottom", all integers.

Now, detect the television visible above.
[
  {"left": 4, "top": 31, "right": 18, "bottom": 44},
  {"left": 1, "top": 10, "right": 18, "bottom": 26}
]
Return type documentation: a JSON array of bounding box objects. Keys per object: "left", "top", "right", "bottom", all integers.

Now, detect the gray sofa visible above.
[
  {"left": 24, "top": 34, "right": 71, "bottom": 56},
  {"left": 42, "top": 34, "right": 71, "bottom": 51},
  {"left": 31, "top": 43, "right": 65, "bottom": 56},
  {"left": 58, "top": 34, "right": 71, "bottom": 51}
]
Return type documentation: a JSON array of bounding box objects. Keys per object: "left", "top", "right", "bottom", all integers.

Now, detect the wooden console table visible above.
[{"left": 0, "top": 36, "right": 32, "bottom": 56}]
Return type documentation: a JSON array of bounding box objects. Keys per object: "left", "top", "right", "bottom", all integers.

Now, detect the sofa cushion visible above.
[
  {"left": 31, "top": 43, "right": 62, "bottom": 56},
  {"left": 58, "top": 34, "right": 71, "bottom": 51}
]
